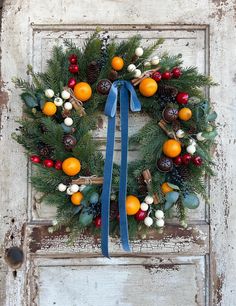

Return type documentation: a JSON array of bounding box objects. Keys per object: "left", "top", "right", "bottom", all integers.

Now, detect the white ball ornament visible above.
[
  {"left": 186, "top": 144, "right": 196, "bottom": 155},
  {"left": 189, "top": 139, "right": 197, "bottom": 146},
  {"left": 151, "top": 56, "right": 160, "bottom": 65},
  {"left": 144, "top": 61, "right": 151, "bottom": 67},
  {"left": 127, "top": 64, "right": 136, "bottom": 72},
  {"left": 70, "top": 184, "right": 79, "bottom": 193},
  {"left": 66, "top": 187, "right": 74, "bottom": 195},
  {"left": 133, "top": 69, "right": 142, "bottom": 78},
  {"left": 144, "top": 195, "right": 154, "bottom": 205},
  {"left": 64, "top": 102, "right": 73, "bottom": 110},
  {"left": 156, "top": 219, "right": 165, "bottom": 227},
  {"left": 176, "top": 129, "right": 185, "bottom": 138},
  {"left": 155, "top": 210, "right": 164, "bottom": 219},
  {"left": 54, "top": 97, "right": 63, "bottom": 107},
  {"left": 196, "top": 132, "right": 205, "bottom": 141},
  {"left": 58, "top": 183, "right": 67, "bottom": 192},
  {"left": 140, "top": 202, "right": 149, "bottom": 212},
  {"left": 64, "top": 117, "right": 73, "bottom": 126},
  {"left": 45, "top": 89, "right": 54, "bottom": 98},
  {"left": 144, "top": 216, "right": 153, "bottom": 227},
  {"left": 135, "top": 47, "right": 144, "bottom": 57},
  {"left": 61, "top": 90, "right": 70, "bottom": 100},
  {"left": 52, "top": 219, "right": 58, "bottom": 226}
]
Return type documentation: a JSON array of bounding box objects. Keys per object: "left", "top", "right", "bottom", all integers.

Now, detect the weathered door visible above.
[{"left": 0, "top": 1, "right": 235, "bottom": 305}]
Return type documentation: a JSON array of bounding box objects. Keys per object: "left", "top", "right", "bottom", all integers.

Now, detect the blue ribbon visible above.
[{"left": 101, "top": 80, "right": 141, "bottom": 257}]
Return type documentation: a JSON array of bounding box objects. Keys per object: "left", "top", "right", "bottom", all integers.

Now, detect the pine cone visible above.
[
  {"left": 110, "top": 200, "right": 119, "bottom": 220},
  {"left": 158, "top": 84, "right": 178, "bottom": 97},
  {"left": 178, "top": 165, "right": 191, "bottom": 180},
  {"left": 87, "top": 61, "right": 100, "bottom": 84},
  {"left": 137, "top": 175, "right": 148, "bottom": 195},
  {"left": 172, "top": 120, "right": 181, "bottom": 132},
  {"left": 37, "top": 143, "right": 53, "bottom": 158},
  {"left": 108, "top": 69, "right": 119, "bottom": 82},
  {"left": 187, "top": 124, "right": 197, "bottom": 134}
]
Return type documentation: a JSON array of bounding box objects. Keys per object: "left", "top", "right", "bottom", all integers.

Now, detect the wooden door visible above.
[{"left": 0, "top": 1, "right": 235, "bottom": 305}]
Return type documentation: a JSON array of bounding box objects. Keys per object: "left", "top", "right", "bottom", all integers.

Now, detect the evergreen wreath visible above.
[{"left": 12, "top": 31, "right": 217, "bottom": 253}]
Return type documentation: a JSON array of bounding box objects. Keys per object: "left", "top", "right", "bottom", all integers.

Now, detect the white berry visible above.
[
  {"left": 58, "top": 183, "right": 67, "bottom": 192},
  {"left": 144, "top": 195, "right": 154, "bottom": 205},
  {"left": 151, "top": 56, "right": 160, "bottom": 65},
  {"left": 110, "top": 193, "right": 116, "bottom": 201},
  {"left": 52, "top": 219, "right": 58, "bottom": 226},
  {"left": 64, "top": 102, "right": 73, "bottom": 110},
  {"left": 66, "top": 187, "right": 74, "bottom": 195},
  {"left": 133, "top": 69, "right": 142, "bottom": 78},
  {"left": 54, "top": 97, "right": 63, "bottom": 106},
  {"left": 155, "top": 210, "right": 164, "bottom": 219},
  {"left": 135, "top": 47, "right": 144, "bottom": 57},
  {"left": 140, "top": 202, "right": 149, "bottom": 212},
  {"left": 144, "top": 216, "right": 153, "bottom": 227},
  {"left": 79, "top": 185, "right": 86, "bottom": 191},
  {"left": 48, "top": 227, "right": 54, "bottom": 233},
  {"left": 144, "top": 61, "right": 151, "bottom": 67},
  {"left": 70, "top": 184, "right": 79, "bottom": 193},
  {"left": 196, "top": 132, "right": 205, "bottom": 141},
  {"left": 156, "top": 219, "right": 165, "bottom": 227},
  {"left": 127, "top": 64, "right": 136, "bottom": 72},
  {"left": 64, "top": 117, "right": 73, "bottom": 126},
  {"left": 186, "top": 144, "right": 196, "bottom": 155},
  {"left": 176, "top": 129, "right": 185, "bottom": 138},
  {"left": 45, "top": 89, "right": 54, "bottom": 98},
  {"left": 61, "top": 90, "right": 70, "bottom": 100}
]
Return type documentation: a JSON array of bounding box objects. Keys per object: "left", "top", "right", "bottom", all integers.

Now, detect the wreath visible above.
[{"left": 13, "top": 31, "right": 217, "bottom": 256}]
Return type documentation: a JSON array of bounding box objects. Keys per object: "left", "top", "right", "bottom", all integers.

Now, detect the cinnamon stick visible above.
[
  {"left": 72, "top": 176, "right": 104, "bottom": 185},
  {"left": 142, "top": 169, "right": 159, "bottom": 204}
]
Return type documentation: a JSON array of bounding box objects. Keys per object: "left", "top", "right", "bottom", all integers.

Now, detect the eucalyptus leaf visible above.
[
  {"left": 20, "top": 93, "right": 38, "bottom": 108},
  {"left": 165, "top": 191, "right": 179, "bottom": 204},
  {"left": 79, "top": 210, "right": 93, "bottom": 226},
  {"left": 166, "top": 183, "right": 180, "bottom": 190},
  {"left": 73, "top": 205, "right": 82, "bottom": 215},
  {"left": 202, "top": 130, "right": 218, "bottom": 139},
  {"left": 207, "top": 111, "right": 217, "bottom": 122},
  {"left": 164, "top": 201, "right": 174, "bottom": 211},
  {"left": 182, "top": 193, "right": 200, "bottom": 209}
]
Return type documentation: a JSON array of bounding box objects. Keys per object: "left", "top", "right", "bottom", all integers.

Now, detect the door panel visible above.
[{"left": 1, "top": 1, "right": 235, "bottom": 306}]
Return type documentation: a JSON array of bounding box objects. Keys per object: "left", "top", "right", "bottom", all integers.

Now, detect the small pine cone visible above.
[
  {"left": 108, "top": 69, "right": 119, "bottom": 82},
  {"left": 137, "top": 175, "right": 148, "bottom": 195},
  {"left": 172, "top": 120, "right": 181, "bottom": 132},
  {"left": 38, "top": 143, "right": 52, "bottom": 158},
  {"left": 158, "top": 84, "right": 178, "bottom": 97},
  {"left": 187, "top": 124, "right": 197, "bottom": 134},
  {"left": 110, "top": 200, "right": 119, "bottom": 220},
  {"left": 87, "top": 61, "right": 100, "bottom": 84},
  {"left": 39, "top": 123, "right": 48, "bottom": 134},
  {"left": 178, "top": 165, "right": 191, "bottom": 180}
]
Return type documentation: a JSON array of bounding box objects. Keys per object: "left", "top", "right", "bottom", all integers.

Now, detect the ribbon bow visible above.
[{"left": 101, "top": 80, "right": 141, "bottom": 257}]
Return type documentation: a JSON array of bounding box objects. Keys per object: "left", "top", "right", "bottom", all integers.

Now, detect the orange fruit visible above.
[
  {"left": 163, "top": 139, "right": 182, "bottom": 158},
  {"left": 139, "top": 78, "right": 158, "bottom": 97},
  {"left": 161, "top": 182, "right": 174, "bottom": 194},
  {"left": 111, "top": 56, "right": 124, "bottom": 71},
  {"left": 42, "top": 102, "right": 57, "bottom": 116},
  {"left": 74, "top": 82, "right": 92, "bottom": 102},
  {"left": 178, "top": 107, "right": 192, "bottom": 121},
  {"left": 126, "top": 195, "right": 140, "bottom": 215},
  {"left": 71, "top": 192, "right": 84, "bottom": 205},
  {"left": 62, "top": 157, "right": 81, "bottom": 176}
]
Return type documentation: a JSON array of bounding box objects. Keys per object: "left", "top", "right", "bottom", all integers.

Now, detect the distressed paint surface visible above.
[{"left": 0, "top": 0, "right": 235, "bottom": 306}]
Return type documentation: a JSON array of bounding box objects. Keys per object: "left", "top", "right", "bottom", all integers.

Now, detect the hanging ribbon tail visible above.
[
  {"left": 101, "top": 82, "right": 118, "bottom": 258},
  {"left": 101, "top": 80, "right": 141, "bottom": 257}
]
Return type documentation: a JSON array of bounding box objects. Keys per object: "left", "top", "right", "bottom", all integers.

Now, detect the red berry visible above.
[
  {"left": 94, "top": 216, "right": 102, "bottom": 228},
  {"left": 182, "top": 153, "right": 192, "bottom": 165},
  {"left": 54, "top": 160, "right": 62, "bottom": 170},
  {"left": 68, "top": 54, "right": 78, "bottom": 64},
  {"left": 161, "top": 71, "right": 172, "bottom": 80},
  {"left": 192, "top": 156, "right": 203, "bottom": 166},
  {"left": 69, "top": 64, "right": 79, "bottom": 74},
  {"left": 30, "top": 155, "right": 40, "bottom": 163},
  {"left": 135, "top": 209, "right": 148, "bottom": 221},
  {"left": 68, "top": 77, "right": 77, "bottom": 89},
  {"left": 43, "top": 159, "right": 54, "bottom": 168},
  {"left": 173, "top": 155, "right": 182, "bottom": 165},
  {"left": 152, "top": 71, "right": 162, "bottom": 82},
  {"left": 172, "top": 67, "right": 182, "bottom": 78},
  {"left": 176, "top": 92, "right": 189, "bottom": 105}
]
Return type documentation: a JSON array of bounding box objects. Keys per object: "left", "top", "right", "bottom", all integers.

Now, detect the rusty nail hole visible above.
[
  {"left": 10, "top": 234, "right": 14, "bottom": 240},
  {"left": 5, "top": 246, "right": 24, "bottom": 269},
  {"left": 12, "top": 270, "right": 17, "bottom": 278},
  {"left": 11, "top": 218, "right": 15, "bottom": 223}
]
